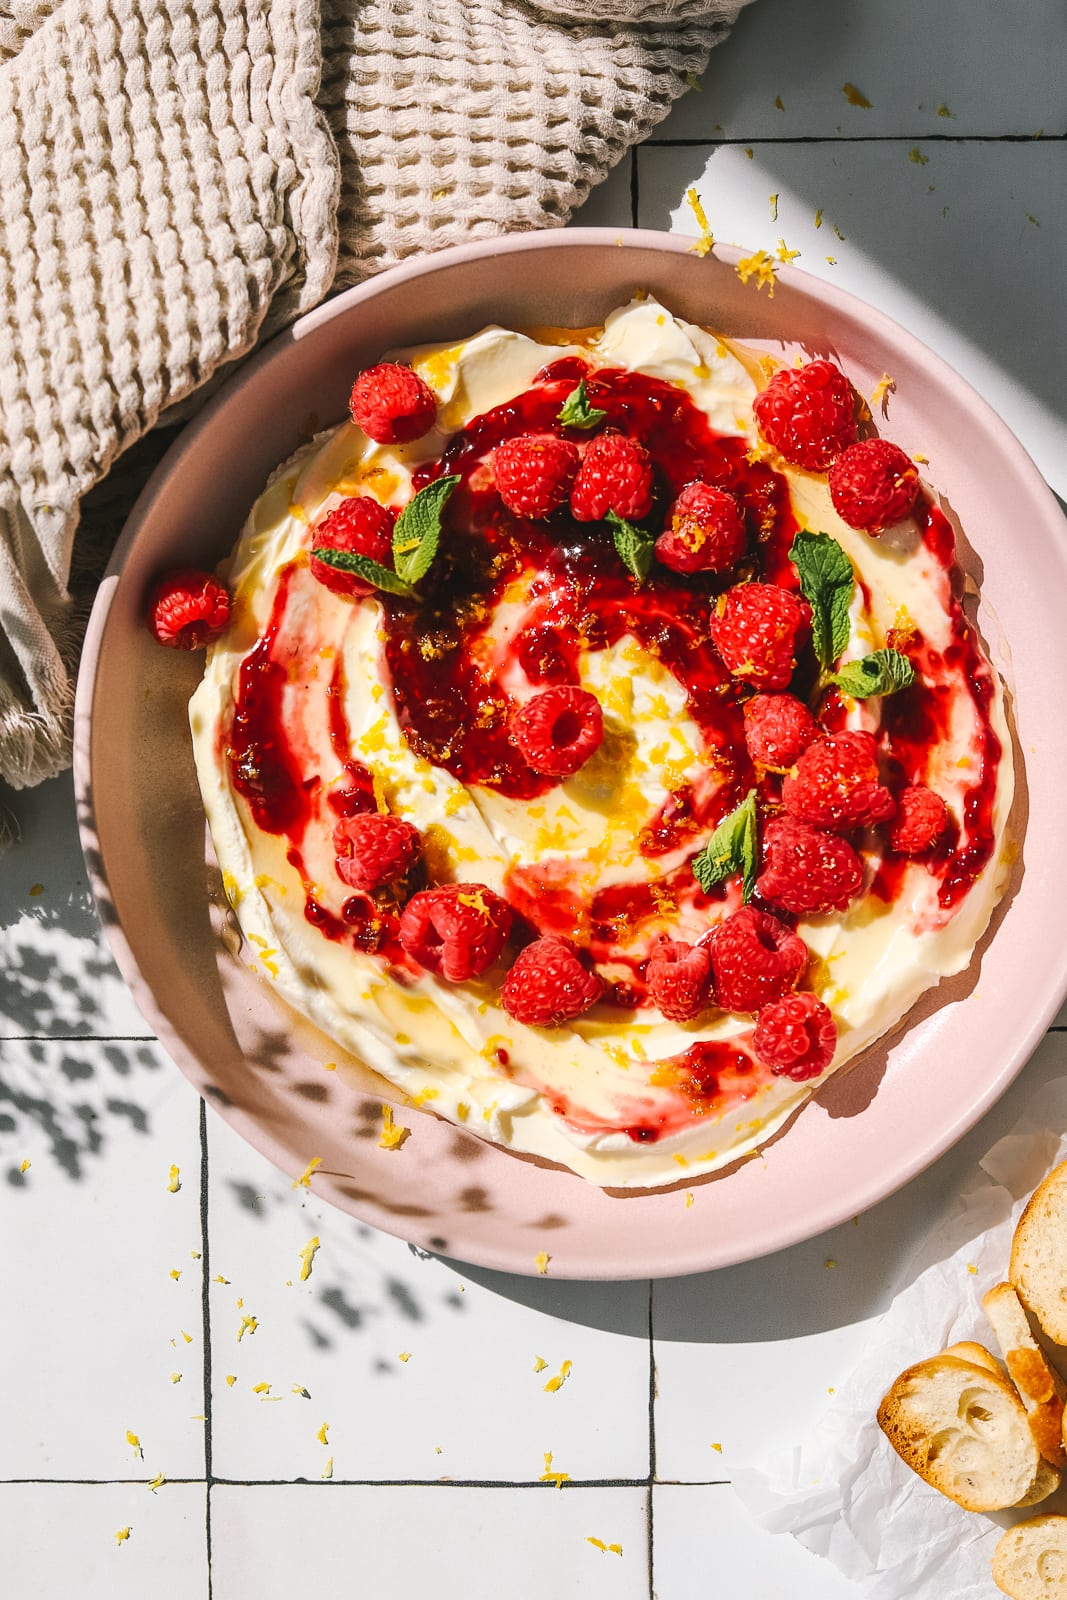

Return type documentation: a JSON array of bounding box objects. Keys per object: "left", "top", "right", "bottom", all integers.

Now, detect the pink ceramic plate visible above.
[{"left": 74, "top": 230, "right": 1067, "bottom": 1278}]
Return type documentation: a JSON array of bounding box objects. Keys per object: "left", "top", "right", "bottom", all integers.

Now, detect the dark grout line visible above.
[
  {"left": 642, "top": 133, "right": 1065, "bottom": 148},
  {"left": 208, "top": 1476, "right": 653, "bottom": 1489},
  {"left": 2, "top": 1034, "right": 158, "bottom": 1043},
  {"left": 0, "top": 1477, "right": 209, "bottom": 1486},
  {"left": 647, "top": 1280, "right": 656, "bottom": 1600},
  {"left": 199, "top": 1099, "right": 214, "bottom": 1600},
  {"left": 629, "top": 146, "right": 640, "bottom": 229}
]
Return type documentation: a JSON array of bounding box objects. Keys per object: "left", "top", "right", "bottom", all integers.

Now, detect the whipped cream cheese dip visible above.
[{"left": 190, "top": 299, "right": 1013, "bottom": 1188}]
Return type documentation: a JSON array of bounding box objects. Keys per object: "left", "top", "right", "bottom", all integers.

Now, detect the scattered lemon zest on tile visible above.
[
  {"left": 937, "top": 102, "right": 954, "bottom": 118},
  {"left": 684, "top": 71, "right": 701, "bottom": 92},
  {"left": 379, "top": 1104, "right": 410, "bottom": 1149},
  {"left": 828, "top": 1386, "right": 836, "bottom": 1394},
  {"left": 321, "top": 1456, "right": 334, "bottom": 1479},
  {"left": 825, "top": 1259, "right": 837, "bottom": 1269},
  {"left": 743, "top": 146, "right": 753, "bottom": 159},
  {"left": 544, "top": 1360, "right": 573, "bottom": 1394},
  {"left": 214, "top": 1275, "right": 230, "bottom": 1285},
  {"left": 535, "top": 1252, "right": 551, "bottom": 1276},
  {"left": 252, "top": 1382, "right": 271, "bottom": 1395},
  {"left": 181, "top": 1330, "right": 193, "bottom": 1343},
  {"left": 587, "top": 1537, "right": 623, "bottom": 1555},
  {"left": 735, "top": 248, "right": 777, "bottom": 296},
  {"left": 1027, "top": 213, "right": 1040, "bottom": 227},
  {"left": 711, "top": 1442, "right": 723, "bottom": 1453},
  {"left": 533, "top": 1357, "right": 548, "bottom": 1373},
  {"left": 19, "top": 1158, "right": 30, "bottom": 1174},
  {"left": 293, "top": 1385, "right": 311, "bottom": 1398},
  {"left": 292, "top": 1157, "right": 322, "bottom": 1189},
  {"left": 398, "top": 1351, "right": 413, "bottom": 1363},
  {"left": 814, "top": 207, "right": 823, "bottom": 228},
  {"left": 114, "top": 1527, "right": 131, "bottom": 1545},
  {"left": 685, "top": 188, "right": 714, "bottom": 257},
  {"left": 299, "top": 1236, "right": 321, "bottom": 1282},
  {"left": 147, "top": 1471, "right": 167, "bottom": 1493},
  {"left": 237, "top": 1314, "right": 259, "bottom": 1343},
  {"left": 190, "top": 1250, "right": 201, "bottom": 1260},
  {"left": 126, "top": 1431, "right": 143, "bottom": 1458},
  {"left": 908, "top": 146, "right": 929, "bottom": 165},
  {"left": 167, "top": 1165, "right": 181, "bottom": 1193},
  {"left": 434, "top": 1445, "right": 442, "bottom": 1455},
  {"left": 769, "top": 192, "right": 778, "bottom": 221},
  {"left": 317, "top": 1422, "right": 330, "bottom": 1446},
  {"left": 28, "top": 882, "right": 43, "bottom": 896},
  {"left": 842, "top": 83, "right": 871, "bottom": 108},
  {"left": 774, "top": 94, "right": 784, "bottom": 111},
  {"left": 541, "top": 1451, "right": 570, "bottom": 1488},
  {"left": 825, "top": 256, "right": 837, "bottom": 265},
  {"left": 225, "top": 1375, "right": 237, "bottom": 1387},
  {"left": 169, "top": 1269, "right": 181, "bottom": 1281},
  {"left": 832, "top": 223, "right": 846, "bottom": 242},
  {"left": 169, "top": 1373, "right": 182, "bottom": 1384}
]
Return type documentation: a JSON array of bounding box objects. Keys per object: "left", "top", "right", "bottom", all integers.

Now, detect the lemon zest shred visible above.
[
  {"left": 533, "top": 1357, "right": 548, "bottom": 1373},
  {"left": 19, "top": 1158, "right": 30, "bottom": 1174},
  {"left": 321, "top": 1456, "right": 334, "bottom": 1479},
  {"left": 169, "top": 1269, "right": 181, "bottom": 1281},
  {"left": 237, "top": 1314, "right": 259, "bottom": 1343},
  {"left": 544, "top": 1359, "right": 573, "bottom": 1394},
  {"left": 685, "top": 1192, "right": 695, "bottom": 1209},
  {"left": 398, "top": 1351, "right": 412, "bottom": 1363},
  {"left": 169, "top": 1373, "right": 182, "bottom": 1384},
  {"left": 735, "top": 248, "right": 778, "bottom": 296},
  {"left": 534, "top": 1252, "right": 551, "bottom": 1276},
  {"left": 126, "top": 1431, "right": 143, "bottom": 1458},
  {"left": 167, "top": 1165, "right": 181, "bottom": 1193},
  {"left": 147, "top": 1471, "right": 167, "bottom": 1493},
  {"left": 379, "top": 1104, "right": 410, "bottom": 1150},
  {"left": 181, "top": 1330, "right": 193, "bottom": 1344},
  {"left": 299, "top": 1236, "right": 321, "bottom": 1282},
  {"left": 225, "top": 1375, "right": 237, "bottom": 1387},
  {"left": 587, "top": 1537, "right": 623, "bottom": 1555},
  {"left": 317, "top": 1422, "right": 330, "bottom": 1446},
  {"left": 685, "top": 188, "right": 714, "bottom": 257},
  {"left": 842, "top": 82, "right": 871, "bottom": 107},
  {"left": 541, "top": 1451, "right": 571, "bottom": 1488},
  {"left": 292, "top": 1157, "right": 322, "bottom": 1189},
  {"left": 908, "top": 146, "right": 929, "bottom": 165},
  {"left": 114, "top": 1527, "right": 131, "bottom": 1545},
  {"left": 252, "top": 1382, "right": 271, "bottom": 1395}
]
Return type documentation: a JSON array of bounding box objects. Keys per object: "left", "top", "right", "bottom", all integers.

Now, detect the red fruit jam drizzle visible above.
[{"left": 222, "top": 363, "right": 1004, "bottom": 1141}]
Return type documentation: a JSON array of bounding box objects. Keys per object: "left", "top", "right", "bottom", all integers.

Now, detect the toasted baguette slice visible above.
[
  {"left": 878, "top": 1351, "right": 1042, "bottom": 1511},
  {"left": 1011, "top": 1162, "right": 1067, "bottom": 1344},
  {"left": 993, "top": 1515, "right": 1067, "bottom": 1598},
  {"left": 985, "top": 1282, "right": 1067, "bottom": 1469},
  {"left": 946, "top": 1341, "right": 1004, "bottom": 1374}
]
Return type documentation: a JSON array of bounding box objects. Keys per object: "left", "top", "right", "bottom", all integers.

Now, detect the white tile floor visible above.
[{"left": 3, "top": 2, "right": 1066, "bottom": 1595}]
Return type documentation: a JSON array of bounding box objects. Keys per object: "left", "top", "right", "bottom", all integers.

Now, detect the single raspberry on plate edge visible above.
[
  {"left": 399, "top": 883, "right": 511, "bottom": 982},
  {"left": 501, "top": 936, "right": 603, "bottom": 1027},
  {"left": 753, "top": 991, "right": 837, "bottom": 1081},
  {"left": 492, "top": 434, "right": 580, "bottom": 519},
  {"left": 148, "top": 568, "right": 230, "bottom": 649},
  {"left": 752, "top": 359, "right": 857, "bottom": 471},
  {"left": 309, "top": 496, "right": 396, "bottom": 597},
  {"left": 887, "top": 785, "right": 950, "bottom": 854},
  {"left": 743, "top": 692, "right": 819, "bottom": 769},
  {"left": 782, "top": 729, "right": 896, "bottom": 833},
  {"left": 333, "top": 813, "right": 422, "bottom": 893},
  {"left": 510, "top": 686, "right": 604, "bottom": 778},
  {"left": 570, "top": 429, "right": 654, "bottom": 523},
  {"left": 828, "top": 438, "right": 921, "bottom": 533},
  {"left": 707, "top": 905, "right": 808, "bottom": 1014},
  {"left": 349, "top": 362, "right": 438, "bottom": 445},
  {"left": 655, "top": 481, "right": 747, "bottom": 575},
  {"left": 645, "top": 939, "right": 713, "bottom": 1023},
  {"left": 710, "top": 583, "right": 810, "bottom": 692},
  {"left": 756, "top": 815, "right": 864, "bottom": 917}
]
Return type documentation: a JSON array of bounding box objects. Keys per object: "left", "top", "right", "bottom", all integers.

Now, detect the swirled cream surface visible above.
[{"left": 189, "top": 299, "right": 1013, "bottom": 1187}]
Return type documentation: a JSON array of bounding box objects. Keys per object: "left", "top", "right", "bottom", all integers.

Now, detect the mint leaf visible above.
[
  {"left": 392, "top": 474, "right": 460, "bottom": 585},
  {"left": 556, "top": 379, "right": 607, "bottom": 430},
  {"left": 607, "top": 510, "right": 655, "bottom": 583},
  {"left": 311, "top": 548, "right": 414, "bottom": 597},
  {"left": 832, "top": 648, "right": 916, "bottom": 699},
  {"left": 691, "top": 789, "right": 759, "bottom": 904},
  {"left": 789, "top": 530, "right": 855, "bottom": 670}
]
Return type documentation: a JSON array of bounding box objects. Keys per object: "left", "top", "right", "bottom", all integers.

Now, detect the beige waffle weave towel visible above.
[{"left": 0, "top": 0, "right": 748, "bottom": 796}]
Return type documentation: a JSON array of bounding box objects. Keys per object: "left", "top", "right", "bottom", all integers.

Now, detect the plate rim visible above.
[{"left": 74, "top": 226, "right": 1067, "bottom": 1278}]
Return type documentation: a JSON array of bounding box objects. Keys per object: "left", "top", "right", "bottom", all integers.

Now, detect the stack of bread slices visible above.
[{"left": 879, "top": 1160, "right": 1067, "bottom": 1598}]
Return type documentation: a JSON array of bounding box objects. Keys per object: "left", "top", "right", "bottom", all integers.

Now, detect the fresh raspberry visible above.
[
  {"left": 510, "top": 686, "right": 603, "bottom": 778},
  {"left": 501, "top": 936, "right": 603, "bottom": 1027},
  {"left": 709, "top": 583, "right": 810, "bottom": 691},
  {"left": 743, "top": 693, "right": 819, "bottom": 769},
  {"left": 756, "top": 815, "right": 864, "bottom": 917},
  {"left": 309, "top": 496, "right": 395, "bottom": 597},
  {"left": 752, "top": 360, "right": 857, "bottom": 471},
  {"left": 148, "top": 568, "right": 230, "bottom": 649},
  {"left": 829, "top": 439, "right": 921, "bottom": 533},
  {"left": 707, "top": 906, "right": 807, "bottom": 1014},
  {"left": 753, "top": 991, "right": 837, "bottom": 1081},
  {"left": 645, "top": 939, "right": 713, "bottom": 1023},
  {"left": 492, "top": 433, "right": 580, "bottom": 519},
  {"left": 655, "top": 482, "right": 747, "bottom": 574},
  {"left": 782, "top": 730, "right": 896, "bottom": 833},
  {"left": 570, "top": 430, "right": 654, "bottom": 522},
  {"left": 333, "top": 813, "right": 422, "bottom": 893},
  {"left": 887, "top": 785, "right": 950, "bottom": 854},
  {"left": 399, "top": 883, "right": 511, "bottom": 982},
  {"left": 349, "top": 362, "right": 437, "bottom": 445}
]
